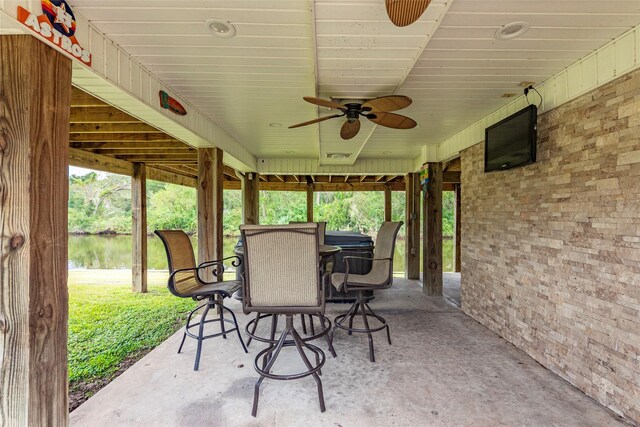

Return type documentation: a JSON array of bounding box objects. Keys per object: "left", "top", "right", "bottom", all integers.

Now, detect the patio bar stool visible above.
[
  {"left": 155, "top": 230, "right": 247, "bottom": 371},
  {"left": 240, "top": 223, "right": 328, "bottom": 417},
  {"left": 329, "top": 221, "right": 403, "bottom": 362},
  {"left": 244, "top": 222, "right": 333, "bottom": 351}
]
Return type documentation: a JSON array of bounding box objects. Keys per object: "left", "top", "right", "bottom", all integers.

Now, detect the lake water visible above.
[{"left": 68, "top": 234, "right": 455, "bottom": 273}]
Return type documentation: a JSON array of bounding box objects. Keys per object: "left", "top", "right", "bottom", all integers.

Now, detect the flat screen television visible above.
[{"left": 484, "top": 105, "right": 537, "bottom": 172}]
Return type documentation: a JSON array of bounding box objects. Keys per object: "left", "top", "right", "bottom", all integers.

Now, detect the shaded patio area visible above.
[{"left": 70, "top": 279, "right": 622, "bottom": 426}]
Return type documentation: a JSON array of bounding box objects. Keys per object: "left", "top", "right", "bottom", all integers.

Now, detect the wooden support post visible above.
[
  {"left": 454, "top": 183, "right": 462, "bottom": 273},
  {"left": 405, "top": 173, "right": 420, "bottom": 280},
  {"left": 197, "top": 147, "right": 223, "bottom": 281},
  {"left": 243, "top": 172, "right": 260, "bottom": 225},
  {"left": 384, "top": 185, "right": 392, "bottom": 222},
  {"left": 0, "top": 35, "right": 71, "bottom": 425},
  {"left": 306, "top": 183, "right": 314, "bottom": 222},
  {"left": 132, "top": 163, "right": 147, "bottom": 293},
  {"left": 423, "top": 163, "right": 443, "bottom": 295}
]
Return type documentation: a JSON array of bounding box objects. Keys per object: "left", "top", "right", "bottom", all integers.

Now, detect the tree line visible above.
[{"left": 69, "top": 172, "right": 455, "bottom": 237}]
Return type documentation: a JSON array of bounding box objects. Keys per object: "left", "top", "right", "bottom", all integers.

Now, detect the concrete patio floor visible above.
[{"left": 70, "top": 279, "right": 624, "bottom": 427}]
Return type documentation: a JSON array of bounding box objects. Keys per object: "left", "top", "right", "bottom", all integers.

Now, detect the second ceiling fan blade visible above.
[
  {"left": 368, "top": 112, "right": 417, "bottom": 129},
  {"left": 362, "top": 95, "right": 412, "bottom": 113},
  {"left": 341, "top": 120, "right": 361, "bottom": 140},
  {"left": 303, "top": 96, "right": 345, "bottom": 110},
  {"left": 289, "top": 114, "right": 342, "bottom": 129}
]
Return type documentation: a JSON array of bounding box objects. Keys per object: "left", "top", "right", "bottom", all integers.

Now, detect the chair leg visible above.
[
  {"left": 263, "top": 314, "right": 279, "bottom": 370},
  {"left": 332, "top": 291, "right": 389, "bottom": 362},
  {"left": 348, "top": 302, "right": 360, "bottom": 335},
  {"left": 220, "top": 302, "right": 248, "bottom": 353},
  {"left": 320, "top": 315, "right": 337, "bottom": 358},
  {"left": 247, "top": 312, "right": 261, "bottom": 347},
  {"left": 290, "top": 327, "right": 325, "bottom": 412},
  {"left": 364, "top": 302, "right": 391, "bottom": 345},
  {"left": 301, "top": 313, "right": 308, "bottom": 334},
  {"left": 308, "top": 315, "right": 315, "bottom": 335},
  {"left": 178, "top": 306, "right": 198, "bottom": 354},
  {"left": 360, "top": 299, "right": 375, "bottom": 363},
  {"left": 252, "top": 326, "right": 290, "bottom": 417},
  {"left": 217, "top": 296, "right": 227, "bottom": 339},
  {"left": 194, "top": 303, "right": 211, "bottom": 371}
]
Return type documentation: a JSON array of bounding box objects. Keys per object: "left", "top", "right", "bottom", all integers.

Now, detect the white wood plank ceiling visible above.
[{"left": 69, "top": 0, "right": 640, "bottom": 168}]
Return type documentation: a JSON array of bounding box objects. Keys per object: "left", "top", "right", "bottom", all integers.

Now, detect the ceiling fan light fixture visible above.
[
  {"left": 326, "top": 153, "right": 351, "bottom": 159},
  {"left": 205, "top": 18, "right": 236, "bottom": 38},
  {"left": 495, "top": 21, "right": 530, "bottom": 40}
]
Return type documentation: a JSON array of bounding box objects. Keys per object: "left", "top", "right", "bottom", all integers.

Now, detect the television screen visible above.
[{"left": 485, "top": 105, "right": 537, "bottom": 172}]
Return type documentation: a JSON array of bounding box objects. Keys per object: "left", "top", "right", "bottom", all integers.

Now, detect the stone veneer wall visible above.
[{"left": 460, "top": 68, "right": 640, "bottom": 423}]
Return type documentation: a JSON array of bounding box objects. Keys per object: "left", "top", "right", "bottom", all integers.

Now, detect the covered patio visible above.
[
  {"left": 1, "top": 0, "right": 639, "bottom": 426},
  {"left": 70, "top": 279, "right": 622, "bottom": 426}
]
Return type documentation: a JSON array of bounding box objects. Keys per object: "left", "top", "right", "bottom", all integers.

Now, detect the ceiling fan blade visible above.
[
  {"left": 368, "top": 112, "right": 417, "bottom": 129},
  {"left": 289, "top": 114, "right": 342, "bottom": 129},
  {"left": 385, "top": 0, "right": 431, "bottom": 27},
  {"left": 340, "top": 120, "right": 361, "bottom": 140},
  {"left": 362, "top": 95, "right": 412, "bottom": 113},
  {"left": 303, "top": 96, "right": 345, "bottom": 110}
]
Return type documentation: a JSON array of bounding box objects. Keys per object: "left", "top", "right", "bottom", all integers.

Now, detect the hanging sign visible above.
[
  {"left": 419, "top": 164, "right": 430, "bottom": 185},
  {"left": 17, "top": 1, "right": 92, "bottom": 66},
  {"left": 159, "top": 90, "right": 187, "bottom": 116}
]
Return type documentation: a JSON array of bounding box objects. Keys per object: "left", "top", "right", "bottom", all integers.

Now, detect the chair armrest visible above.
[{"left": 198, "top": 255, "right": 241, "bottom": 270}]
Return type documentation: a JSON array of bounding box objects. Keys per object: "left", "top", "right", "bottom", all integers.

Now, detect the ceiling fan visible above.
[
  {"left": 385, "top": 0, "right": 431, "bottom": 27},
  {"left": 289, "top": 95, "right": 417, "bottom": 140}
]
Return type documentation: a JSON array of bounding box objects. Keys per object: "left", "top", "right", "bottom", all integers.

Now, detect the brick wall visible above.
[{"left": 461, "top": 69, "right": 640, "bottom": 423}]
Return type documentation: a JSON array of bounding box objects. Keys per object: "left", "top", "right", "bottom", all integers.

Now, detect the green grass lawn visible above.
[{"left": 68, "top": 270, "right": 196, "bottom": 407}]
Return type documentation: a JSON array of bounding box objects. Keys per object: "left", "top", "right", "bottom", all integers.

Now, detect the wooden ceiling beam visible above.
[
  {"left": 70, "top": 133, "right": 183, "bottom": 144},
  {"left": 360, "top": 175, "right": 367, "bottom": 182},
  {"left": 375, "top": 175, "right": 386, "bottom": 183},
  {"left": 70, "top": 107, "right": 140, "bottom": 123},
  {"left": 71, "top": 141, "right": 186, "bottom": 150},
  {"left": 443, "top": 171, "right": 461, "bottom": 184},
  {"left": 71, "top": 87, "right": 109, "bottom": 107},
  {"left": 90, "top": 148, "right": 196, "bottom": 156},
  {"left": 258, "top": 182, "right": 406, "bottom": 192},
  {"left": 150, "top": 164, "right": 197, "bottom": 179},
  {"left": 70, "top": 123, "right": 162, "bottom": 134},
  {"left": 135, "top": 159, "right": 198, "bottom": 164}
]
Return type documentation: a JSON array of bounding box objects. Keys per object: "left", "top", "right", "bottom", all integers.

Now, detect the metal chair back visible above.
[{"left": 240, "top": 223, "right": 323, "bottom": 314}]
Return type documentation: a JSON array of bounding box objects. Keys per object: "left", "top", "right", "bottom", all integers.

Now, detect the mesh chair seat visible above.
[
  {"left": 178, "top": 279, "right": 242, "bottom": 298},
  {"left": 331, "top": 270, "right": 389, "bottom": 290}
]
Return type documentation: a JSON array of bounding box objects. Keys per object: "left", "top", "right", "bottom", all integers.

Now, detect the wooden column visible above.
[
  {"left": 197, "top": 147, "right": 223, "bottom": 281},
  {"left": 454, "top": 183, "right": 462, "bottom": 273},
  {"left": 306, "top": 183, "right": 314, "bottom": 222},
  {"left": 423, "top": 163, "right": 443, "bottom": 295},
  {"left": 243, "top": 172, "right": 259, "bottom": 225},
  {"left": 132, "top": 163, "right": 147, "bottom": 293},
  {"left": 384, "top": 185, "right": 392, "bottom": 222},
  {"left": 0, "top": 35, "right": 71, "bottom": 425},
  {"left": 405, "top": 173, "right": 420, "bottom": 280}
]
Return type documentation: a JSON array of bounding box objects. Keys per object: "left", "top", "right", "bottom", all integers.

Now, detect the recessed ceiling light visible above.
[
  {"left": 495, "top": 21, "right": 530, "bottom": 40},
  {"left": 269, "top": 122, "right": 282, "bottom": 128},
  {"left": 326, "top": 153, "right": 351, "bottom": 159},
  {"left": 205, "top": 18, "right": 236, "bottom": 38}
]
